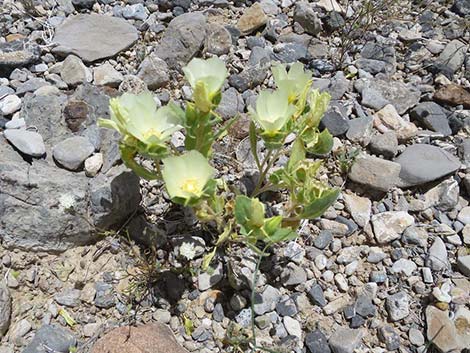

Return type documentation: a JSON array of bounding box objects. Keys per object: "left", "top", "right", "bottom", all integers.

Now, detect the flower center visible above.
[
  {"left": 181, "top": 179, "right": 199, "bottom": 194},
  {"left": 143, "top": 128, "right": 161, "bottom": 140}
]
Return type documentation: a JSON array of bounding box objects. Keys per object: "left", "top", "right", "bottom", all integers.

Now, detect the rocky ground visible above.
[{"left": 1, "top": 0, "right": 470, "bottom": 352}]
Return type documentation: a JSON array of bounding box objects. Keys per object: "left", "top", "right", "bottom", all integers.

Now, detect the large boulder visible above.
[
  {"left": 0, "top": 136, "right": 140, "bottom": 252},
  {"left": 52, "top": 14, "right": 139, "bottom": 62},
  {"left": 154, "top": 12, "right": 207, "bottom": 69}
]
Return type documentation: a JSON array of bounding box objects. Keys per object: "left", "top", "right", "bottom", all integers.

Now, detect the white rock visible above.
[
  {"left": 334, "top": 273, "right": 349, "bottom": 292},
  {"left": 0, "top": 95, "right": 21, "bottom": 115},
  {"left": 60, "top": 55, "right": 92, "bottom": 86},
  {"left": 391, "top": 258, "right": 417, "bottom": 276},
  {"left": 84, "top": 153, "right": 103, "bottom": 177},
  {"left": 283, "top": 316, "right": 302, "bottom": 339},
  {"left": 372, "top": 211, "right": 414, "bottom": 244},
  {"left": 93, "top": 63, "right": 123, "bottom": 87},
  {"left": 343, "top": 193, "right": 371, "bottom": 227},
  {"left": 457, "top": 206, "right": 470, "bottom": 225}
]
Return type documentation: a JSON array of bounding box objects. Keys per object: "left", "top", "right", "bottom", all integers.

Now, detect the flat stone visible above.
[
  {"left": 53, "top": 136, "right": 95, "bottom": 171},
  {"left": 386, "top": 291, "right": 409, "bottom": 321},
  {"left": 155, "top": 13, "right": 207, "bottom": 69},
  {"left": 23, "top": 325, "right": 76, "bottom": 353},
  {"left": 52, "top": 14, "right": 139, "bottom": 62},
  {"left": 320, "top": 109, "right": 350, "bottom": 136},
  {"left": 283, "top": 316, "right": 302, "bottom": 338},
  {"left": 329, "top": 327, "right": 364, "bottom": 353},
  {"left": 426, "top": 237, "right": 449, "bottom": 271},
  {"left": 395, "top": 144, "right": 461, "bottom": 187},
  {"left": 216, "top": 87, "right": 245, "bottom": 120},
  {"left": 198, "top": 262, "right": 224, "bottom": 291},
  {"left": 54, "top": 288, "right": 81, "bottom": 308},
  {"left": 437, "top": 39, "right": 467, "bottom": 73},
  {"left": 305, "top": 329, "right": 331, "bottom": 353},
  {"left": 349, "top": 153, "right": 401, "bottom": 192},
  {"left": 293, "top": 2, "right": 322, "bottom": 35},
  {"left": 434, "top": 84, "right": 470, "bottom": 108},
  {"left": 378, "top": 325, "right": 400, "bottom": 351},
  {"left": 4, "top": 129, "right": 46, "bottom": 157},
  {"left": 369, "top": 131, "right": 398, "bottom": 159},
  {"left": 355, "top": 78, "right": 421, "bottom": 114},
  {"left": 205, "top": 23, "right": 232, "bottom": 55},
  {"left": 426, "top": 306, "right": 470, "bottom": 353},
  {"left": 308, "top": 283, "right": 327, "bottom": 307},
  {"left": 346, "top": 116, "right": 374, "bottom": 145},
  {"left": 91, "top": 323, "right": 188, "bottom": 353},
  {"left": 457, "top": 255, "right": 470, "bottom": 277},
  {"left": 253, "top": 285, "right": 281, "bottom": 315},
  {"left": 372, "top": 211, "right": 414, "bottom": 244},
  {"left": 409, "top": 328, "right": 425, "bottom": 346},
  {"left": 410, "top": 101, "right": 451, "bottom": 136},
  {"left": 0, "top": 281, "right": 11, "bottom": 337},
  {"left": 0, "top": 40, "right": 40, "bottom": 72}
]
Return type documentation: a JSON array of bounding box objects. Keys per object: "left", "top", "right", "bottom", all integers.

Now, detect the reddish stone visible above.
[{"left": 434, "top": 84, "right": 470, "bottom": 108}]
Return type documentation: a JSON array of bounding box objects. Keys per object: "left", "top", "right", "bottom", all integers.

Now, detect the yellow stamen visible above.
[
  {"left": 143, "top": 128, "right": 161, "bottom": 140},
  {"left": 181, "top": 179, "right": 200, "bottom": 194}
]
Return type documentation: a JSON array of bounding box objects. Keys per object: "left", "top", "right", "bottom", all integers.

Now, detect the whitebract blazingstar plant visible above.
[
  {"left": 99, "top": 92, "right": 183, "bottom": 147},
  {"left": 183, "top": 57, "right": 228, "bottom": 113},
  {"left": 162, "top": 150, "right": 216, "bottom": 206}
]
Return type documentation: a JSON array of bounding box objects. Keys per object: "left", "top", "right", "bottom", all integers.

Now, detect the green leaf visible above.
[
  {"left": 202, "top": 248, "right": 217, "bottom": 271},
  {"left": 234, "top": 195, "right": 265, "bottom": 230},
  {"left": 249, "top": 121, "right": 261, "bottom": 170},
  {"left": 299, "top": 188, "right": 340, "bottom": 219},
  {"left": 263, "top": 216, "right": 283, "bottom": 236},
  {"left": 308, "top": 129, "right": 333, "bottom": 155},
  {"left": 287, "top": 138, "right": 306, "bottom": 172},
  {"left": 268, "top": 227, "right": 298, "bottom": 243},
  {"left": 183, "top": 315, "right": 194, "bottom": 335},
  {"left": 120, "top": 145, "right": 159, "bottom": 180}
]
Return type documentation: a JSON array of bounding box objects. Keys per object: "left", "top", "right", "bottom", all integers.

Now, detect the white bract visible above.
[
  {"left": 99, "top": 92, "right": 182, "bottom": 145},
  {"left": 249, "top": 90, "right": 295, "bottom": 134},
  {"left": 183, "top": 57, "right": 228, "bottom": 112},
  {"left": 162, "top": 150, "right": 215, "bottom": 200}
]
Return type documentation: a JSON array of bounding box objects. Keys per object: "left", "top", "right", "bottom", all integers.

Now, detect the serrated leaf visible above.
[
  {"left": 287, "top": 138, "right": 306, "bottom": 172},
  {"left": 308, "top": 129, "right": 333, "bottom": 155},
  {"left": 299, "top": 188, "right": 340, "bottom": 220}
]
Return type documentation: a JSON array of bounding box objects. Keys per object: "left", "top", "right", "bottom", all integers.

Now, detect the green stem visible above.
[{"left": 251, "top": 148, "right": 284, "bottom": 197}]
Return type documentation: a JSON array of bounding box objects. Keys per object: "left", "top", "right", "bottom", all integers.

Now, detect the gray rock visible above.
[
  {"left": 93, "top": 63, "right": 123, "bottom": 87},
  {"left": 283, "top": 316, "right": 302, "bottom": 338},
  {"left": 457, "top": 255, "right": 470, "bottom": 277},
  {"left": 349, "top": 153, "right": 401, "bottom": 192},
  {"left": 4, "top": 129, "right": 46, "bottom": 157},
  {"left": 320, "top": 109, "right": 350, "bottom": 136},
  {"left": 205, "top": 23, "right": 232, "bottom": 55},
  {"left": 216, "top": 87, "right": 245, "bottom": 120},
  {"left": 354, "top": 77, "right": 420, "bottom": 114},
  {"left": 280, "top": 262, "right": 307, "bottom": 286},
  {"left": 276, "top": 296, "right": 298, "bottom": 317},
  {"left": 410, "top": 102, "right": 451, "bottom": 136},
  {"left": 253, "top": 285, "right": 281, "bottom": 315},
  {"left": 369, "top": 131, "right": 398, "bottom": 159},
  {"left": 346, "top": 116, "right": 373, "bottom": 145},
  {"left": 0, "top": 139, "right": 140, "bottom": 252},
  {"left": 271, "top": 42, "right": 309, "bottom": 63},
  {"left": 452, "top": 0, "right": 470, "bottom": 16},
  {"left": 0, "top": 281, "right": 11, "bottom": 337},
  {"left": 15, "top": 78, "right": 49, "bottom": 95},
  {"left": 53, "top": 136, "right": 95, "bottom": 171},
  {"left": 60, "top": 55, "right": 92, "bottom": 86},
  {"left": 229, "top": 62, "right": 270, "bottom": 92},
  {"left": 0, "top": 40, "right": 40, "bottom": 72},
  {"left": 53, "top": 14, "right": 139, "bottom": 62},
  {"left": 396, "top": 144, "right": 461, "bottom": 187},
  {"left": 402, "top": 226, "right": 428, "bottom": 247},
  {"left": 391, "top": 258, "right": 417, "bottom": 276},
  {"left": 312, "top": 72, "right": 349, "bottom": 100},
  {"left": 293, "top": 2, "right": 322, "bottom": 35},
  {"left": 137, "top": 53, "right": 169, "bottom": 90},
  {"left": 329, "top": 327, "right": 364, "bottom": 353},
  {"left": 314, "top": 230, "right": 333, "bottom": 250},
  {"left": 235, "top": 309, "right": 252, "bottom": 328},
  {"left": 198, "top": 262, "right": 224, "bottom": 291},
  {"left": 155, "top": 13, "right": 207, "bottom": 69},
  {"left": 5, "top": 118, "right": 25, "bottom": 130},
  {"left": 426, "top": 237, "right": 449, "bottom": 271},
  {"left": 122, "top": 3, "right": 148, "bottom": 20},
  {"left": 359, "top": 86, "right": 390, "bottom": 111},
  {"left": 409, "top": 328, "right": 425, "bottom": 346},
  {"left": 354, "top": 295, "right": 376, "bottom": 318},
  {"left": 378, "top": 325, "right": 400, "bottom": 351},
  {"left": 23, "top": 325, "right": 76, "bottom": 353},
  {"left": 94, "top": 282, "right": 115, "bottom": 309},
  {"left": 308, "top": 284, "right": 326, "bottom": 307},
  {"left": 54, "top": 288, "right": 81, "bottom": 308},
  {"left": 437, "top": 39, "right": 467, "bottom": 73},
  {"left": 305, "top": 329, "right": 331, "bottom": 353},
  {"left": 358, "top": 42, "right": 396, "bottom": 75},
  {"left": 386, "top": 291, "right": 409, "bottom": 321}
]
